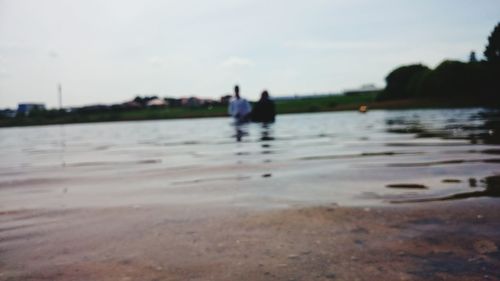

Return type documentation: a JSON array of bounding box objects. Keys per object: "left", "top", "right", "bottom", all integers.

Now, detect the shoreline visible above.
[
  {"left": 1, "top": 199, "right": 499, "bottom": 280},
  {"left": 1, "top": 98, "right": 498, "bottom": 129}
]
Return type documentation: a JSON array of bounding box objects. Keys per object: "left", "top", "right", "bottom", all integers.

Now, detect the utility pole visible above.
[{"left": 58, "top": 83, "right": 62, "bottom": 110}]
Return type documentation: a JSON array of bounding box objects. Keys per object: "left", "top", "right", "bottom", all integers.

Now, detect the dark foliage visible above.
[
  {"left": 379, "top": 60, "right": 500, "bottom": 103},
  {"left": 420, "top": 60, "right": 499, "bottom": 99},
  {"left": 377, "top": 64, "right": 430, "bottom": 101},
  {"left": 484, "top": 23, "right": 500, "bottom": 63},
  {"left": 133, "top": 96, "right": 158, "bottom": 106}
]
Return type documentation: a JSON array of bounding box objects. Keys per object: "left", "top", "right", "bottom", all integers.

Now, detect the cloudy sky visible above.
[{"left": 0, "top": 0, "right": 499, "bottom": 108}]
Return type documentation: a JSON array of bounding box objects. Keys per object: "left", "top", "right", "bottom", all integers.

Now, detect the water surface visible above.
[{"left": 1, "top": 109, "right": 499, "bottom": 209}]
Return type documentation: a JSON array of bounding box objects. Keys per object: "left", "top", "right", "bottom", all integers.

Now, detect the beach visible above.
[
  {"left": 1, "top": 109, "right": 500, "bottom": 280},
  {"left": 1, "top": 199, "right": 499, "bottom": 280}
]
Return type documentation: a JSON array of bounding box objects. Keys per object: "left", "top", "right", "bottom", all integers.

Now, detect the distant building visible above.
[
  {"left": 220, "top": 95, "right": 232, "bottom": 105},
  {"left": 201, "top": 98, "right": 218, "bottom": 106},
  {"left": 17, "top": 103, "right": 45, "bottom": 115},
  {"left": 121, "top": 101, "right": 142, "bottom": 109},
  {"left": 0, "top": 109, "right": 16, "bottom": 118},
  {"left": 343, "top": 84, "right": 382, "bottom": 95},
  {"left": 181, "top": 97, "right": 202, "bottom": 107},
  {"left": 146, "top": 98, "right": 168, "bottom": 107},
  {"left": 164, "top": 98, "right": 182, "bottom": 107}
]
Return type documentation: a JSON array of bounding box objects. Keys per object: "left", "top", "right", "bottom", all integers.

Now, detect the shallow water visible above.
[{"left": 1, "top": 108, "right": 500, "bottom": 209}]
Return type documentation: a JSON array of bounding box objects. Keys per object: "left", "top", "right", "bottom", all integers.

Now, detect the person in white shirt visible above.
[{"left": 228, "top": 85, "right": 251, "bottom": 123}]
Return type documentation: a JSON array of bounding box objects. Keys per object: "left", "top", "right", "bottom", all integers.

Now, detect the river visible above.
[{"left": 1, "top": 108, "right": 499, "bottom": 209}]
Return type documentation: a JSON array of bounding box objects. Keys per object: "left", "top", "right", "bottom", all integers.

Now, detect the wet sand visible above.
[{"left": 1, "top": 199, "right": 499, "bottom": 281}]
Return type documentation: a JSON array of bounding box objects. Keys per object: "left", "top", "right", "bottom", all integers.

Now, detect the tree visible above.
[
  {"left": 420, "top": 60, "right": 475, "bottom": 98},
  {"left": 377, "top": 64, "right": 430, "bottom": 101},
  {"left": 484, "top": 22, "right": 500, "bottom": 63}
]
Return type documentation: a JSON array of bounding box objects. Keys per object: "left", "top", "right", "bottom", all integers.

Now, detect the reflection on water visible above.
[
  {"left": 385, "top": 109, "right": 500, "bottom": 145},
  {"left": 260, "top": 123, "right": 275, "bottom": 142},
  {"left": 1, "top": 108, "right": 500, "bottom": 208},
  {"left": 233, "top": 123, "right": 249, "bottom": 142},
  {"left": 391, "top": 175, "right": 500, "bottom": 203},
  {"left": 232, "top": 122, "right": 275, "bottom": 143}
]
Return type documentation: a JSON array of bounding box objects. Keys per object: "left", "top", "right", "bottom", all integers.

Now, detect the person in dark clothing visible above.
[{"left": 251, "top": 90, "right": 276, "bottom": 123}]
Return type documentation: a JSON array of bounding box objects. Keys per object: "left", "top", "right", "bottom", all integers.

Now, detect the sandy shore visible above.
[{"left": 1, "top": 199, "right": 499, "bottom": 281}]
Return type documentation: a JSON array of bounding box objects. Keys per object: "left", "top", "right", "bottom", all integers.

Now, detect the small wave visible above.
[
  {"left": 171, "top": 175, "right": 251, "bottom": 185},
  {"left": 387, "top": 158, "right": 500, "bottom": 167},
  {"left": 66, "top": 159, "right": 161, "bottom": 167},
  {"left": 386, "top": 142, "right": 469, "bottom": 147},
  {"left": 386, "top": 184, "right": 428, "bottom": 189},
  {"left": 299, "top": 151, "right": 422, "bottom": 161},
  {"left": 0, "top": 178, "right": 65, "bottom": 189}
]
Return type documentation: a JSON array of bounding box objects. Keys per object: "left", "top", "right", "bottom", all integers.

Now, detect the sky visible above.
[{"left": 0, "top": 0, "right": 499, "bottom": 108}]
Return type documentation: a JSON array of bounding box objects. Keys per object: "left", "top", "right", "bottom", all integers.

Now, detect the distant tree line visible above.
[
  {"left": 7, "top": 95, "right": 223, "bottom": 120},
  {"left": 377, "top": 22, "right": 500, "bottom": 103}
]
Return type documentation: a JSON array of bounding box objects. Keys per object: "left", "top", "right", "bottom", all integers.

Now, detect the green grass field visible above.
[
  {"left": 275, "top": 92, "right": 378, "bottom": 113},
  {"left": 0, "top": 91, "right": 378, "bottom": 127}
]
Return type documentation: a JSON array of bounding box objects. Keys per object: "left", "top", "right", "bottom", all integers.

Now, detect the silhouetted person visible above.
[
  {"left": 228, "top": 85, "right": 251, "bottom": 123},
  {"left": 251, "top": 90, "right": 275, "bottom": 123}
]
